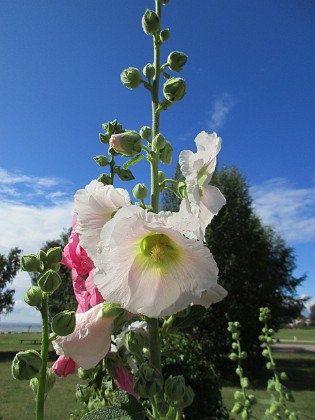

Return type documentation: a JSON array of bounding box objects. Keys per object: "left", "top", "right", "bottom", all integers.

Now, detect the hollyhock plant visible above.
[
  {"left": 52, "top": 303, "right": 112, "bottom": 370},
  {"left": 92, "top": 206, "right": 227, "bottom": 317},
  {"left": 179, "top": 131, "right": 226, "bottom": 238},
  {"left": 74, "top": 180, "right": 130, "bottom": 258}
]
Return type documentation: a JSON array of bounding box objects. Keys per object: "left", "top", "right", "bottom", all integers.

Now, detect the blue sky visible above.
[{"left": 1, "top": 0, "right": 314, "bottom": 322}]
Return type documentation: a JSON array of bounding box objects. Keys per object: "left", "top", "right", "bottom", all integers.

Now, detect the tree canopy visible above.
[
  {"left": 162, "top": 165, "right": 305, "bottom": 370},
  {"left": 0, "top": 247, "right": 21, "bottom": 317}
]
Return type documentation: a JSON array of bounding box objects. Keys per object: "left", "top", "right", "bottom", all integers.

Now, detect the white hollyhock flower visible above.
[
  {"left": 52, "top": 303, "right": 112, "bottom": 369},
  {"left": 179, "top": 131, "right": 226, "bottom": 238},
  {"left": 92, "top": 206, "right": 226, "bottom": 318},
  {"left": 74, "top": 180, "right": 130, "bottom": 258}
]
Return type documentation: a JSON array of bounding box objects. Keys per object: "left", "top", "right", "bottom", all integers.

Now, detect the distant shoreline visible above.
[{"left": 0, "top": 322, "right": 42, "bottom": 333}]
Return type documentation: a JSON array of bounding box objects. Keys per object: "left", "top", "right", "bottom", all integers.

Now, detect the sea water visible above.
[{"left": 0, "top": 322, "right": 42, "bottom": 333}]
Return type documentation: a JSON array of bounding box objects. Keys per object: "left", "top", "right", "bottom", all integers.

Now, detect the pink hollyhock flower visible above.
[
  {"left": 62, "top": 215, "right": 94, "bottom": 275},
  {"left": 51, "top": 355, "right": 77, "bottom": 378},
  {"left": 113, "top": 366, "right": 137, "bottom": 399},
  {"left": 85, "top": 270, "right": 104, "bottom": 308},
  {"left": 52, "top": 303, "right": 112, "bottom": 370}
]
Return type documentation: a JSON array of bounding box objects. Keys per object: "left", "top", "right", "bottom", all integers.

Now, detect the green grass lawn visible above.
[
  {"left": 276, "top": 327, "right": 315, "bottom": 342},
  {"left": 1, "top": 332, "right": 315, "bottom": 419}
]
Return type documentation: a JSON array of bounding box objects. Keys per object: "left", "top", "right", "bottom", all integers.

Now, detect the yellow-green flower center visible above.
[{"left": 139, "top": 233, "right": 181, "bottom": 268}]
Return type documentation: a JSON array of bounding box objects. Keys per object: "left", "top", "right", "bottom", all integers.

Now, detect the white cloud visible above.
[
  {"left": 207, "top": 93, "right": 235, "bottom": 130},
  {"left": 251, "top": 178, "right": 315, "bottom": 244},
  {"left": 0, "top": 167, "right": 75, "bottom": 323}
]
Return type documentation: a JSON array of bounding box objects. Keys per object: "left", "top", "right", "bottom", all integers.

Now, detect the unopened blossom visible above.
[
  {"left": 114, "top": 366, "right": 137, "bottom": 399},
  {"left": 179, "top": 131, "right": 226, "bottom": 238},
  {"left": 52, "top": 303, "right": 112, "bottom": 369},
  {"left": 92, "top": 206, "right": 226, "bottom": 318},
  {"left": 74, "top": 180, "right": 130, "bottom": 258},
  {"left": 51, "top": 355, "right": 77, "bottom": 378}
]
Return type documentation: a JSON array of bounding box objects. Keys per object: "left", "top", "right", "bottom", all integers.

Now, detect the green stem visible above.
[{"left": 36, "top": 293, "right": 49, "bottom": 420}]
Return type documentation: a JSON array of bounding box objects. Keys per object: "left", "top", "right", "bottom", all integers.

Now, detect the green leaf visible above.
[
  {"left": 170, "top": 305, "right": 207, "bottom": 330},
  {"left": 122, "top": 154, "right": 145, "bottom": 169}
]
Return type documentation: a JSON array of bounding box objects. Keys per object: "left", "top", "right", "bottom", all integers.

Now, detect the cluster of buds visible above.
[
  {"left": 133, "top": 362, "right": 163, "bottom": 398},
  {"left": 228, "top": 321, "right": 256, "bottom": 418},
  {"left": 164, "top": 375, "right": 194, "bottom": 408}
]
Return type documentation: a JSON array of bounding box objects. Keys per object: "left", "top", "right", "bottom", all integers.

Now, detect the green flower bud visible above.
[
  {"left": 46, "top": 247, "right": 62, "bottom": 267},
  {"left": 133, "top": 183, "right": 148, "bottom": 201},
  {"left": 159, "top": 141, "right": 173, "bottom": 164},
  {"left": 12, "top": 350, "right": 42, "bottom": 380},
  {"left": 157, "top": 401, "right": 169, "bottom": 417},
  {"left": 152, "top": 133, "right": 166, "bottom": 150},
  {"left": 76, "top": 384, "right": 91, "bottom": 404},
  {"left": 241, "top": 377, "right": 249, "bottom": 389},
  {"left": 262, "top": 349, "right": 269, "bottom": 357},
  {"left": 236, "top": 367, "right": 243, "bottom": 376},
  {"left": 266, "top": 362, "right": 273, "bottom": 370},
  {"left": 163, "top": 77, "right": 186, "bottom": 103},
  {"left": 21, "top": 254, "right": 42, "bottom": 272},
  {"left": 110, "top": 131, "right": 142, "bottom": 156},
  {"left": 98, "top": 173, "right": 112, "bottom": 185},
  {"left": 280, "top": 371, "right": 288, "bottom": 381},
  {"left": 116, "top": 167, "right": 135, "bottom": 181},
  {"left": 52, "top": 310, "right": 76, "bottom": 336},
  {"left": 94, "top": 155, "right": 109, "bottom": 167},
  {"left": 164, "top": 375, "right": 186, "bottom": 403},
  {"left": 77, "top": 367, "right": 97, "bottom": 380},
  {"left": 180, "top": 385, "right": 195, "bottom": 408},
  {"left": 240, "top": 351, "right": 248, "bottom": 359},
  {"left": 231, "top": 342, "right": 238, "bottom": 350},
  {"left": 24, "top": 286, "right": 43, "bottom": 308},
  {"left": 38, "top": 269, "right": 61, "bottom": 294},
  {"left": 160, "top": 28, "right": 170, "bottom": 42},
  {"left": 232, "top": 332, "right": 239, "bottom": 340},
  {"left": 158, "top": 171, "right": 166, "bottom": 183},
  {"left": 102, "top": 302, "right": 124, "bottom": 319},
  {"left": 139, "top": 126, "right": 152, "bottom": 140},
  {"left": 30, "top": 368, "right": 56, "bottom": 395},
  {"left": 167, "top": 51, "right": 188, "bottom": 72},
  {"left": 99, "top": 132, "right": 110, "bottom": 144},
  {"left": 125, "top": 330, "right": 147, "bottom": 354},
  {"left": 231, "top": 402, "right": 243, "bottom": 414},
  {"left": 134, "top": 362, "right": 163, "bottom": 398},
  {"left": 143, "top": 63, "right": 155, "bottom": 79},
  {"left": 229, "top": 352, "right": 238, "bottom": 362},
  {"left": 234, "top": 321, "right": 240, "bottom": 328},
  {"left": 142, "top": 9, "right": 160, "bottom": 35},
  {"left": 120, "top": 67, "right": 142, "bottom": 89},
  {"left": 234, "top": 390, "right": 243, "bottom": 401}
]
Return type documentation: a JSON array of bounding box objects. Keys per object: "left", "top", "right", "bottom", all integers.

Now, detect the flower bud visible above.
[
  {"left": 180, "top": 385, "right": 195, "bottom": 408},
  {"left": 125, "top": 330, "right": 147, "bottom": 354},
  {"left": 116, "top": 168, "right": 135, "bottom": 181},
  {"left": 76, "top": 384, "right": 91, "bottom": 404},
  {"left": 229, "top": 352, "right": 238, "bottom": 362},
  {"left": 143, "top": 63, "right": 155, "bottom": 79},
  {"left": 158, "top": 171, "right": 166, "bottom": 183},
  {"left": 52, "top": 310, "right": 76, "bottom": 336},
  {"left": 133, "top": 183, "right": 148, "bottom": 201},
  {"left": 167, "top": 51, "right": 188, "bottom": 72},
  {"left": 38, "top": 269, "right": 62, "bottom": 294},
  {"left": 120, "top": 67, "right": 142, "bottom": 89},
  {"left": 159, "top": 141, "right": 173, "bottom": 164},
  {"left": 139, "top": 126, "right": 152, "bottom": 140},
  {"left": 163, "top": 77, "right": 186, "bottom": 103},
  {"left": 262, "top": 349, "right": 269, "bottom": 357},
  {"left": 164, "top": 375, "right": 186, "bottom": 403},
  {"left": 134, "top": 362, "right": 163, "bottom": 398},
  {"left": 152, "top": 133, "right": 166, "bottom": 150},
  {"left": 142, "top": 9, "right": 160, "bottom": 35},
  {"left": 30, "top": 368, "right": 56, "bottom": 395},
  {"left": 94, "top": 155, "right": 109, "bottom": 167},
  {"left": 240, "top": 351, "right": 247, "bottom": 359},
  {"left": 231, "top": 402, "right": 243, "bottom": 414},
  {"left": 24, "top": 286, "right": 43, "bottom": 308},
  {"left": 232, "top": 332, "right": 240, "bottom": 340},
  {"left": 231, "top": 342, "right": 238, "bottom": 350},
  {"left": 46, "top": 247, "right": 62, "bottom": 267},
  {"left": 110, "top": 131, "right": 142, "bottom": 156},
  {"left": 12, "top": 350, "right": 42, "bottom": 380},
  {"left": 98, "top": 173, "right": 112, "bottom": 185},
  {"left": 99, "top": 132, "right": 110, "bottom": 144},
  {"left": 160, "top": 28, "right": 170, "bottom": 42},
  {"left": 102, "top": 302, "right": 124, "bottom": 319},
  {"left": 21, "top": 254, "right": 42, "bottom": 273}
]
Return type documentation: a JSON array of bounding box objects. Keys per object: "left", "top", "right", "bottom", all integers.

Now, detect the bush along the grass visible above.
[
  {"left": 259, "top": 307, "right": 298, "bottom": 420},
  {"left": 229, "top": 307, "right": 298, "bottom": 420}
]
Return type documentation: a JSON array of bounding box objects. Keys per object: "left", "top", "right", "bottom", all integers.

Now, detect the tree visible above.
[
  {"left": 310, "top": 304, "right": 315, "bottom": 323},
  {"left": 162, "top": 165, "right": 305, "bottom": 372},
  {"left": 0, "top": 247, "right": 21, "bottom": 317},
  {"left": 30, "top": 229, "right": 77, "bottom": 320}
]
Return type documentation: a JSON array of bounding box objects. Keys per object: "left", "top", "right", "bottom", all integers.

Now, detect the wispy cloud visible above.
[
  {"left": 251, "top": 178, "right": 315, "bottom": 244},
  {"left": 207, "top": 93, "right": 235, "bottom": 131}
]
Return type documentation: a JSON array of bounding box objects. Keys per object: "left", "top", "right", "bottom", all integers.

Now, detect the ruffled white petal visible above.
[
  {"left": 74, "top": 180, "right": 130, "bottom": 258},
  {"left": 52, "top": 303, "right": 112, "bottom": 369}
]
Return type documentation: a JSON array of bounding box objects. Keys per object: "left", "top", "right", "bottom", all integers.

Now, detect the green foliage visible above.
[
  {"left": 163, "top": 165, "right": 305, "bottom": 374},
  {"left": 29, "top": 229, "right": 77, "bottom": 320},
  {"left": 0, "top": 247, "right": 21, "bottom": 316},
  {"left": 162, "top": 331, "right": 229, "bottom": 419}
]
